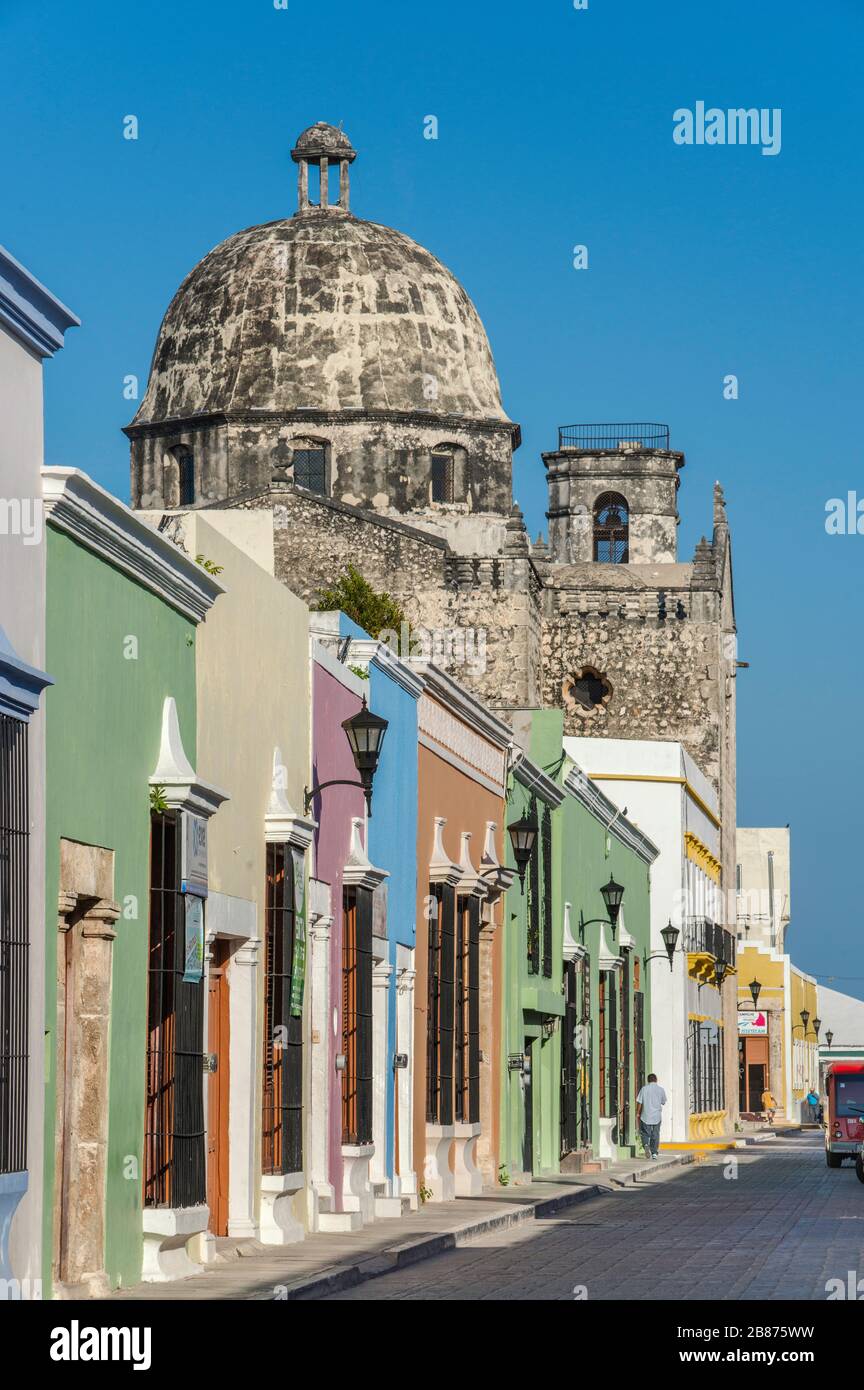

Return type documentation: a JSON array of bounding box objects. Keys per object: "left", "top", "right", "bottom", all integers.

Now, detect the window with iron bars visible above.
[
  {"left": 0, "top": 714, "right": 28, "bottom": 1176},
  {"left": 431, "top": 451, "right": 455, "bottom": 503},
  {"left": 634, "top": 989, "right": 646, "bottom": 1097},
  {"left": 526, "top": 802, "right": 540, "bottom": 975},
  {"left": 687, "top": 1019, "right": 725, "bottom": 1115},
  {"left": 598, "top": 971, "right": 606, "bottom": 1117},
  {"left": 145, "top": 813, "right": 206, "bottom": 1208},
  {"left": 561, "top": 959, "right": 579, "bottom": 1157},
  {"left": 454, "top": 895, "right": 480, "bottom": 1125},
  {"left": 293, "top": 448, "right": 327, "bottom": 496},
  {"left": 620, "top": 950, "right": 631, "bottom": 1143},
  {"left": 607, "top": 971, "right": 619, "bottom": 1134},
  {"left": 342, "top": 886, "right": 373, "bottom": 1145},
  {"left": 262, "top": 844, "right": 303, "bottom": 1175},
  {"left": 541, "top": 804, "right": 553, "bottom": 978},
  {"left": 426, "top": 882, "right": 455, "bottom": 1125}
]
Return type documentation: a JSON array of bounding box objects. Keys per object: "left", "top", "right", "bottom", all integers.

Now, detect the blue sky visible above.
[{"left": 4, "top": 0, "right": 862, "bottom": 995}]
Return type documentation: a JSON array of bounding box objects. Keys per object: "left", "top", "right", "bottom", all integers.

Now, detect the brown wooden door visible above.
[{"left": 207, "top": 940, "right": 231, "bottom": 1236}]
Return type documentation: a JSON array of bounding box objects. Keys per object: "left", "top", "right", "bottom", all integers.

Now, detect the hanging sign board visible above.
[
  {"left": 181, "top": 812, "right": 208, "bottom": 898},
  {"left": 289, "top": 847, "right": 307, "bottom": 1016},
  {"left": 183, "top": 895, "right": 204, "bottom": 983},
  {"left": 738, "top": 1010, "right": 768, "bottom": 1036}
]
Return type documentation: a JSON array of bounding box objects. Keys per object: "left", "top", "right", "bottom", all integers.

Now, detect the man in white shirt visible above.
[{"left": 635, "top": 1073, "right": 667, "bottom": 1159}]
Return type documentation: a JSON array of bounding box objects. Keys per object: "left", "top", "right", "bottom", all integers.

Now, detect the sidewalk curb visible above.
[{"left": 270, "top": 1153, "right": 695, "bottom": 1301}]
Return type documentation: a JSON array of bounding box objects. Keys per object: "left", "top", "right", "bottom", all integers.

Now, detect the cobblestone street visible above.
[{"left": 322, "top": 1134, "right": 864, "bottom": 1301}]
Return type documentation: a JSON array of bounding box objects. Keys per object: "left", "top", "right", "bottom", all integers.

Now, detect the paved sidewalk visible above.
[{"left": 107, "top": 1152, "right": 694, "bottom": 1302}]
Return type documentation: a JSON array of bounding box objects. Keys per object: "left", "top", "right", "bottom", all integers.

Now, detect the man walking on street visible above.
[{"left": 636, "top": 1073, "right": 667, "bottom": 1159}]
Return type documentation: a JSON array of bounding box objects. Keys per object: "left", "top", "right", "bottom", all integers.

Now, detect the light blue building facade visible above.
[
  {"left": 0, "top": 246, "right": 77, "bottom": 1293},
  {"left": 340, "top": 616, "right": 423, "bottom": 1208}
]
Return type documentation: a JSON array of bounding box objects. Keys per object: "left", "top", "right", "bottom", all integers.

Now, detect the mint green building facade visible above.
[
  {"left": 501, "top": 709, "right": 659, "bottom": 1179},
  {"left": 41, "top": 468, "right": 221, "bottom": 1295}
]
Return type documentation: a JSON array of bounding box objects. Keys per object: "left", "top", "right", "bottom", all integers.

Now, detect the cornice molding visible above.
[
  {"left": 125, "top": 404, "right": 519, "bottom": 445},
  {"left": 348, "top": 637, "right": 425, "bottom": 699},
  {"left": 413, "top": 662, "right": 513, "bottom": 753},
  {"left": 42, "top": 468, "right": 223, "bottom": 623},
  {"left": 0, "top": 626, "right": 53, "bottom": 720},
  {"left": 563, "top": 763, "right": 659, "bottom": 865},
  {"left": 0, "top": 244, "right": 79, "bottom": 358},
  {"left": 512, "top": 751, "right": 565, "bottom": 807}
]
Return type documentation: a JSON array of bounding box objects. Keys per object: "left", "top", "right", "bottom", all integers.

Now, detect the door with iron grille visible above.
[
  {"left": 607, "top": 972, "right": 618, "bottom": 1141},
  {"left": 207, "top": 940, "right": 231, "bottom": 1235},
  {"left": 426, "top": 882, "right": 456, "bottom": 1127},
  {"left": 342, "top": 886, "right": 373, "bottom": 1145},
  {"left": 262, "top": 845, "right": 303, "bottom": 1175},
  {"left": 561, "top": 959, "right": 579, "bottom": 1157},
  {"left": 145, "top": 813, "right": 206, "bottom": 1209},
  {"left": 620, "top": 952, "right": 630, "bottom": 1145}
]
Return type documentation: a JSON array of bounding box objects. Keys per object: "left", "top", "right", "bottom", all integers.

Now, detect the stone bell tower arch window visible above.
[
  {"left": 593, "top": 491, "right": 629, "bottom": 563},
  {"left": 290, "top": 122, "right": 357, "bottom": 214}
]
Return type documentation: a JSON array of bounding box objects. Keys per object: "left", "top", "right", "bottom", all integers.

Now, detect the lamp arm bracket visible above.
[{"left": 304, "top": 778, "right": 367, "bottom": 815}]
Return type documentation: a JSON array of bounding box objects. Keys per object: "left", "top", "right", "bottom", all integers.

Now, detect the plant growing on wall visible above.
[
  {"left": 313, "top": 564, "right": 406, "bottom": 640},
  {"left": 149, "top": 784, "right": 169, "bottom": 813},
  {"left": 195, "top": 553, "right": 224, "bottom": 576}
]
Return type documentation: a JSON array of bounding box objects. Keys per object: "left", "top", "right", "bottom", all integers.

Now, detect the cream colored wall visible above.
[
  {"left": 184, "top": 514, "right": 309, "bottom": 902},
  {"left": 188, "top": 509, "right": 276, "bottom": 577},
  {"left": 736, "top": 827, "right": 791, "bottom": 951}
]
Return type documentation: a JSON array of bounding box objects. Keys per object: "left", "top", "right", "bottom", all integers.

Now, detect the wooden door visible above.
[{"left": 207, "top": 940, "right": 231, "bottom": 1236}]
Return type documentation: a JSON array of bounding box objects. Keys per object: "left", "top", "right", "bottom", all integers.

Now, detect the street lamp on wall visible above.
[
  {"left": 507, "top": 810, "right": 539, "bottom": 894},
  {"left": 749, "top": 978, "right": 762, "bottom": 1009},
  {"left": 304, "top": 697, "right": 389, "bottom": 816},
  {"left": 578, "top": 878, "right": 626, "bottom": 944},
  {"left": 713, "top": 952, "right": 729, "bottom": 990},
  {"left": 644, "top": 920, "right": 680, "bottom": 973},
  {"left": 825, "top": 1030, "right": 834, "bottom": 1048}
]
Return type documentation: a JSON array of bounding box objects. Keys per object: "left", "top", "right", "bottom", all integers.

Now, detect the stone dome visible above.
[{"left": 133, "top": 212, "right": 510, "bottom": 426}]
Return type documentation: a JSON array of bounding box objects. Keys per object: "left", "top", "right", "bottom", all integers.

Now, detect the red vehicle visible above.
[{"left": 824, "top": 1062, "right": 864, "bottom": 1178}]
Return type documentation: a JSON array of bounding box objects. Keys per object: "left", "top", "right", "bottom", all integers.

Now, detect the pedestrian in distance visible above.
[
  {"left": 761, "top": 1087, "right": 778, "bottom": 1125},
  {"left": 635, "top": 1073, "right": 667, "bottom": 1159},
  {"left": 805, "top": 1088, "right": 822, "bottom": 1124}
]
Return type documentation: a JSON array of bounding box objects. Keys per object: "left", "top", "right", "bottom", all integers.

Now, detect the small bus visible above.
[{"left": 824, "top": 1062, "right": 864, "bottom": 1176}]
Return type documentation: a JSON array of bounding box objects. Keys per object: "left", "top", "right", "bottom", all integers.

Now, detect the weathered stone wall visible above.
[
  {"left": 130, "top": 412, "right": 515, "bottom": 517},
  {"left": 207, "top": 484, "right": 541, "bottom": 708}
]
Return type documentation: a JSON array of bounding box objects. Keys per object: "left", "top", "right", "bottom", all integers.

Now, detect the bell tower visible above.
[{"left": 543, "top": 423, "right": 684, "bottom": 565}]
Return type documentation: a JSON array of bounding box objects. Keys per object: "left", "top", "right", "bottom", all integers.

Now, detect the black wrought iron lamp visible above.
[
  {"left": 713, "top": 951, "right": 729, "bottom": 990},
  {"left": 578, "top": 876, "right": 625, "bottom": 942},
  {"left": 825, "top": 1029, "right": 834, "bottom": 1048},
  {"left": 507, "top": 810, "right": 539, "bottom": 894},
  {"left": 304, "top": 698, "right": 389, "bottom": 816},
  {"left": 737, "top": 977, "right": 762, "bottom": 1010},
  {"left": 644, "top": 920, "right": 680, "bottom": 972}
]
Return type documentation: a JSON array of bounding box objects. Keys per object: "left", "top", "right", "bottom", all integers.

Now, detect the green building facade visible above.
[
  {"left": 501, "top": 709, "right": 659, "bottom": 1179},
  {"left": 41, "top": 468, "right": 222, "bottom": 1294}
]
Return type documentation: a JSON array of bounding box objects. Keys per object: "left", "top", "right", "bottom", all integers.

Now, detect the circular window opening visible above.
[{"left": 562, "top": 666, "right": 612, "bottom": 718}]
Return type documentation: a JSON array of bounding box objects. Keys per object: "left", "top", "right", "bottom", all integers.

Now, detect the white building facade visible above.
[{"left": 566, "top": 738, "right": 733, "bottom": 1144}]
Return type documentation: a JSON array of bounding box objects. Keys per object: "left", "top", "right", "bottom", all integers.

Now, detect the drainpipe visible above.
[{"left": 767, "top": 851, "right": 775, "bottom": 950}]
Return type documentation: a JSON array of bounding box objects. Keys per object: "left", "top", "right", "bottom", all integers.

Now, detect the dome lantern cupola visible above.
[{"left": 291, "top": 121, "right": 356, "bottom": 214}]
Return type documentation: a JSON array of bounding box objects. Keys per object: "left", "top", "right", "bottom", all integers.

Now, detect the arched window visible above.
[
  {"left": 431, "top": 450, "right": 454, "bottom": 503},
  {"left": 177, "top": 448, "right": 195, "bottom": 507},
  {"left": 430, "top": 443, "right": 467, "bottom": 505},
  {"left": 593, "top": 492, "right": 629, "bottom": 563},
  {"left": 162, "top": 445, "right": 195, "bottom": 508},
  {"left": 290, "top": 439, "right": 327, "bottom": 496}
]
